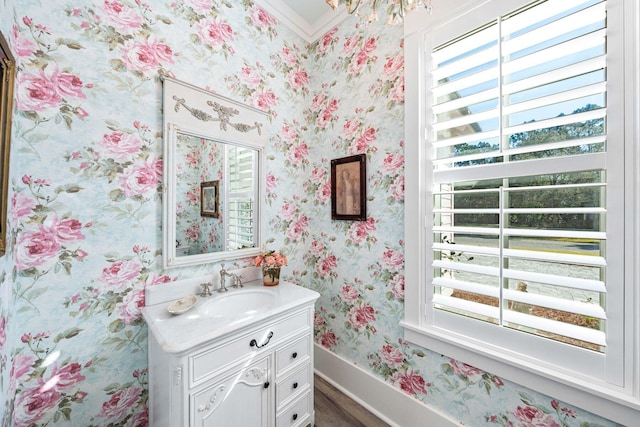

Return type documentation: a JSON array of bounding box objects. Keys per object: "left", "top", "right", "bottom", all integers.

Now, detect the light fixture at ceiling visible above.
[{"left": 325, "top": 0, "right": 432, "bottom": 25}]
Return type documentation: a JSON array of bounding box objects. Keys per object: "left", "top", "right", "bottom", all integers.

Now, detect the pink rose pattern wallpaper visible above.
[{"left": 0, "top": 0, "right": 620, "bottom": 426}]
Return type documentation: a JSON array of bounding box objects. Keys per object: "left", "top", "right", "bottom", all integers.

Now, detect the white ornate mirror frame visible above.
[{"left": 162, "top": 77, "right": 267, "bottom": 268}]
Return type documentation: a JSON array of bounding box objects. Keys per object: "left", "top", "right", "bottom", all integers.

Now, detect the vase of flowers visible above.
[{"left": 254, "top": 249, "right": 288, "bottom": 286}]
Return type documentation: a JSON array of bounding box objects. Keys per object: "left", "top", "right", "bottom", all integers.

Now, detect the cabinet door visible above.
[{"left": 191, "top": 356, "right": 271, "bottom": 427}]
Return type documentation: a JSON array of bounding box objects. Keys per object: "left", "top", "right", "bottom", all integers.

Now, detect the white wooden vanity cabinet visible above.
[{"left": 142, "top": 277, "right": 319, "bottom": 427}]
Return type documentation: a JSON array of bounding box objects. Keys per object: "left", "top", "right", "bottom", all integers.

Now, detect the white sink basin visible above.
[
  {"left": 141, "top": 279, "right": 320, "bottom": 354},
  {"left": 198, "top": 289, "right": 276, "bottom": 319}
]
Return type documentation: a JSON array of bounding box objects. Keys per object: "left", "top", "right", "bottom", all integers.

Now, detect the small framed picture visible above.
[
  {"left": 331, "top": 154, "right": 366, "bottom": 221},
  {"left": 200, "top": 180, "right": 219, "bottom": 218}
]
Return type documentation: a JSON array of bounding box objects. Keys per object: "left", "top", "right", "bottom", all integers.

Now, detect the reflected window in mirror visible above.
[{"left": 226, "top": 145, "right": 257, "bottom": 251}]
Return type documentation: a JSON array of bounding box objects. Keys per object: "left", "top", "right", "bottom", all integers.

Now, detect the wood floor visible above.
[{"left": 314, "top": 375, "right": 390, "bottom": 427}]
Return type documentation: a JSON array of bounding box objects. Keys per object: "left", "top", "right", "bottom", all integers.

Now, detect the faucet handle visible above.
[
  {"left": 200, "top": 282, "right": 213, "bottom": 297},
  {"left": 232, "top": 273, "right": 243, "bottom": 288}
]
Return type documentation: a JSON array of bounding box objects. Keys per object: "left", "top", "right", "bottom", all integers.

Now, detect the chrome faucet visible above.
[{"left": 218, "top": 264, "right": 231, "bottom": 293}]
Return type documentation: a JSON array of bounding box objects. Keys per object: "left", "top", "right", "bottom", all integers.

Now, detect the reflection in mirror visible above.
[
  {"left": 162, "top": 77, "right": 266, "bottom": 268},
  {"left": 175, "top": 133, "right": 223, "bottom": 256},
  {"left": 199, "top": 180, "right": 219, "bottom": 219},
  {"left": 174, "top": 133, "right": 258, "bottom": 256},
  {"left": 225, "top": 144, "right": 257, "bottom": 251},
  {"left": 0, "top": 32, "right": 16, "bottom": 257}
]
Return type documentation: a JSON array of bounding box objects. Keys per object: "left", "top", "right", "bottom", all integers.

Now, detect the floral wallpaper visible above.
[{"left": 0, "top": 0, "right": 621, "bottom": 426}]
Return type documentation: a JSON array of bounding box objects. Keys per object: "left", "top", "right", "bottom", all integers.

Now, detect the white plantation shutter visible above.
[
  {"left": 226, "top": 145, "right": 256, "bottom": 250},
  {"left": 429, "top": 0, "right": 617, "bottom": 365},
  {"left": 404, "top": 0, "right": 638, "bottom": 421}
]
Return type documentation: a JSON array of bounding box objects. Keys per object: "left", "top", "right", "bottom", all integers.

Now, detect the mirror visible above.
[
  {"left": 162, "top": 77, "right": 267, "bottom": 268},
  {"left": 0, "top": 32, "right": 16, "bottom": 257}
]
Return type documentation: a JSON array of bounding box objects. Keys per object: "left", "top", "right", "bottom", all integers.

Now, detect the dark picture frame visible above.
[
  {"left": 331, "top": 154, "right": 366, "bottom": 221},
  {"left": 200, "top": 180, "right": 219, "bottom": 218}
]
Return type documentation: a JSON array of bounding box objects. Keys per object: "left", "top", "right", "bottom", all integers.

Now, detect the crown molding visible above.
[{"left": 255, "top": 0, "right": 349, "bottom": 43}]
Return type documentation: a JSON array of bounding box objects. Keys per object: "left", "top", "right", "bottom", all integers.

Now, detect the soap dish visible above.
[{"left": 167, "top": 295, "right": 197, "bottom": 315}]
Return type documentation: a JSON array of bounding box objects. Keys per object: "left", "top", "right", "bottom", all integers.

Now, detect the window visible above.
[
  {"left": 431, "top": 0, "right": 610, "bottom": 358},
  {"left": 225, "top": 145, "right": 257, "bottom": 250},
  {"left": 402, "top": 0, "right": 639, "bottom": 424}
]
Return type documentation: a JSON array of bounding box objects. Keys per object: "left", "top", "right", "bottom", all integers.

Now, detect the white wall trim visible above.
[
  {"left": 401, "top": 321, "right": 640, "bottom": 426},
  {"left": 314, "top": 344, "right": 457, "bottom": 427}
]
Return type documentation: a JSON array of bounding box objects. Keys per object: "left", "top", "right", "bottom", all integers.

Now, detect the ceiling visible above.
[
  {"left": 255, "top": 0, "right": 349, "bottom": 42},
  {"left": 274, "top": 0, "right": 331, "bottom": 25}
]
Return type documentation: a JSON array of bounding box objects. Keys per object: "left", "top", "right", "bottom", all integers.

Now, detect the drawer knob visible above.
[
  {"left": 292, "top": 352, "right": 298, "bottom": 359},
  {"left": 292, "top": 413, "right": 298, "bottom": 421},
  {"left": 292, "top": 382, "right": 298, "bottom": 389},
  {"left": 250, "top": 331, "right": 274, "bottom": 349},
  {"left": 263, "top": 381, "right": 270, "bottom": 389}
]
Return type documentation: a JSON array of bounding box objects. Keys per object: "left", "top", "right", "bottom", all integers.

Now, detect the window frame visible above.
[{"left": 402, "top": 0, "right": 640, "bottom": 424}]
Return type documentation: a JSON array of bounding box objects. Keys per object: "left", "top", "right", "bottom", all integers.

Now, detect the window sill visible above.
[{"left": 400, "top": 320, "right": 640, "bottom": 426}]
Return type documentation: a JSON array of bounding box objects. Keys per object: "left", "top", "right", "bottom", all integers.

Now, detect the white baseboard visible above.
[{"left": 314, "top": 344, "right": 457, "bottom": 427}]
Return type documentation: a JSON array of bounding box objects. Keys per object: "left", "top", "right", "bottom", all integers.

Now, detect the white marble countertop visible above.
[{"left": 142, "top": 277, "right": 319, "bottom": 354}]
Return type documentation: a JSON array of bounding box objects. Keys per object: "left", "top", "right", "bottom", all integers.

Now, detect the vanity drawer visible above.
[
  {"left": 190, "top": 309, "right": 310, "bottom": 385},
  {"left": 275, "top": 333, "right": 311, "bottom": 375},
  {"left": 276, "top": 390, "right": 312, "bottom": 427},
  {"left": 276, "top": 362, "right": 311, "bottom": 408}
]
